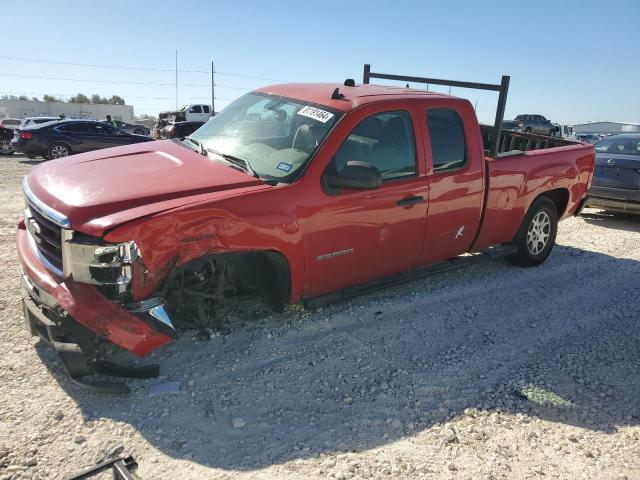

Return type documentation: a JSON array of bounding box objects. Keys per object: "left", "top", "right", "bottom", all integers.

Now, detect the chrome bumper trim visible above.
[
  {"left": 126, "top": 297, "right": 178, "bottom": 339},
  {"left": 26, "top": 227, "right": 64, "bottom": 277}
]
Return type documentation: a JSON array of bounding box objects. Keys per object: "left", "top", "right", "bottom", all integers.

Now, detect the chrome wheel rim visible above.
[
  {"left": 527, "top": 211, "right": 551, "bottom": 255},
  {"left": 50, "top": 145, "right": 69, "bottom": 158},
  {"left": 0, "top": 140, "right": 12, "bottom": 154}
]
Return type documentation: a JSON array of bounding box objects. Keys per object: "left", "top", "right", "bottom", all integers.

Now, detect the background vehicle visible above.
[
  {"left": 552, "top": 123, "right": 577, "bottom": 141},
  {"left": 0, "top": 118, "right": 22, "bottom": 130},
  {"left": 160, "top": 121, "right": 205, "bottom": 139},
  {"left": 17, "top": 65, "right": 595, "bottom": 391},
  {"left": 21, "top": 117, "right": 61, "bottom": 127},
  {"left": 577, "top": 133, "right": 600, "bottom": 144},
  {"left": 502, "top": 119, "right": 521, "bottom": 132},
  {"left": 159, "top": 104, "right": 212, "bottom": 123},
  {"left": 110, "top": 120, "right": 150, "bottom": 136},
  {"left": 11, "top": 119, "right": 153, "bottom": 159},
  {"left": 0, "top": 126, "right": 14, "bottom": 155},
  {"left": 585, "top": 134, "right": 640, "bottom": 213},
  {"left": 513, "top": 114, "right": 555, "bottom": 135}
]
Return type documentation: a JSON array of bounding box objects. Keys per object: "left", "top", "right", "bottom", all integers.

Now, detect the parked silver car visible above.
[{"left": 21, "top": 117, "right": 61, "bottom": 127}]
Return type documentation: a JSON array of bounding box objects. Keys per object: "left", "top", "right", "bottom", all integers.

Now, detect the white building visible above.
[
  {"left": 574, "top": 121, "right": 640, "bottom": 135},
  {"left": 0, "top": 99, "right": 134, "bottom": 123}
]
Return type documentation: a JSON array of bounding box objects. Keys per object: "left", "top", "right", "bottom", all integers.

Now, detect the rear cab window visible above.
[{"left": 426, "top": 108, "right": 467, "bottom": 173}]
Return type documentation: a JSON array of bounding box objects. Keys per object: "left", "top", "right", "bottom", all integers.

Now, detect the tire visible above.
[
  {"left": 133, "top": 129, "right": 145, "bottom": 135},
  {"left": 507, "top": 196, "right": 558, "bottom": 267},
  {"left": 524, "top": 127, "right": 532, "bottom": 134},
  {"left": 27, "top": 155, "right": 36, "bottom": 159},
  {"left": 0, "top": 139, "right": 14, "bottom": 155},
  {"left": 548, "top": 129, "right": 555, "bottom": 137},
  {"left": 47, "top": 143, "right": 71, "bottom": 159}
]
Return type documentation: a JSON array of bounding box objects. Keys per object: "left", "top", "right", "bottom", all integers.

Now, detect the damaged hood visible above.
[{"left": 26, "top": 140, "right": 265, "bottom": 235}]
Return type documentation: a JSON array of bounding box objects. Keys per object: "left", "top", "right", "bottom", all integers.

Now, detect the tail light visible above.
[
  {"left": 20, "top": 132, "right": 33, "bottom": 139},
  {"left": 518, "top": 122, "right": 523, "bottom": 128}
]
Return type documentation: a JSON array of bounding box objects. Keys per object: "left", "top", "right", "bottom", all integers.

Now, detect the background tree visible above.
[
  {"left": 69, "top": 93, "right": 90, "bottom": 104},
  {"left": 43, "top": 94, "right": 59, "bottom": 102},
  {"left": 108, "top": 95, "right": 125, "bottom": 105},
  {"left": 135, "top": 114, "right": 158, "bottom": 128},
  {"left": 90, "top": 94, "right": 102, "bottom": 104}
]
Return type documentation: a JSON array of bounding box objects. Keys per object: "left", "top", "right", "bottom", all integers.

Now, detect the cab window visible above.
[
  {"left": 328, "top": 111, "right": 416, "bottom": 181},
  {"left": 426, "top": 108, "right": 467, "bottom": 173}
]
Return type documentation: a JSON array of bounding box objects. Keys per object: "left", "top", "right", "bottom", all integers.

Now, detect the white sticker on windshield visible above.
[{"left": 297, "top": 106, "right": 334, "bottom": 124}]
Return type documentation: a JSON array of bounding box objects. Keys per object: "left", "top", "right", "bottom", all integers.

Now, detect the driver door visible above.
[{"left": 303, "top": 107, "right": 429, "bottom": 298}]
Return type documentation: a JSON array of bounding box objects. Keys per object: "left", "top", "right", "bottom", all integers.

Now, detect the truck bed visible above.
[
  {"left": 480, "top": 124, "right": 577, "bottom": 157},
  {"left": 472, "top": 135, "right": 595, "bottom": 251}
]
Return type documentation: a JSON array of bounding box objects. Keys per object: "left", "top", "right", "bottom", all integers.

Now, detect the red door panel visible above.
[{"left": 304, "top": 180, "right": 428, "bottom": 297}]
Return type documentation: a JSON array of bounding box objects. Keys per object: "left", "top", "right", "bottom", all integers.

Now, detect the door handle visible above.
[{"left": 396, "top": 195, "right": 425, "bottom": 206}]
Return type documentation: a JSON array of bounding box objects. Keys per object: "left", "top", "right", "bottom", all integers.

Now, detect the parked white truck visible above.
[{"left": 159, "top": 104, "right": 213, "bottom": 123}]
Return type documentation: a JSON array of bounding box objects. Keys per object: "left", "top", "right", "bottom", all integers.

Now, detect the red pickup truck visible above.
[{"left": 17, "top": 66, "right": 595, "bottom": 391}]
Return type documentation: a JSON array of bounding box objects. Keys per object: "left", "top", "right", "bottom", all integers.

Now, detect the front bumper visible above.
[
  {"left": 585, "top": 185, "right": 640, "bottom": 213},
  {"left": 17, "top": 225, "right": 174, "bottom": 356}
]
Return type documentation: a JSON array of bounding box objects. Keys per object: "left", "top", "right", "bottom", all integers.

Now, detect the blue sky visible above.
[{"left": 2, "top": 0, "right": 638, "bottom": 124}]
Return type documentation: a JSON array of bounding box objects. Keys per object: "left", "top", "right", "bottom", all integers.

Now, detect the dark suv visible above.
[
  {"left": 585, "top": 134, "right": 640, "bottom": 213},
  {"left": 514, "top": 114, "right": 555, "bottom": 136},
  {"left": 11, "top": 120, "right": 153, "bottom": 159}
]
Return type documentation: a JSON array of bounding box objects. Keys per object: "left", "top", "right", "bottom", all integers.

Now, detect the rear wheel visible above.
[
  {"left": 0, "top": 140, "right": 13, "bottom": 155},
  {"left": 508, "top": 196, "right": 558, "bottom": 267},
  {"left": 133, "top": 128, "right": 145, "bottom": 135},
  {"left": 47, "top": 143, "right": 70, "bottom": 159},
  {"left": 524, "top": 127, "right": 532, "bottom": 134}
]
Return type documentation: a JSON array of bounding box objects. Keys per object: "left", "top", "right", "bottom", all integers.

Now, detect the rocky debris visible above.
[
  {"left": 148, "top": 381, "right": 183, "bottom": 397},
  {"left": 231, "top": 418, "right": 246, "bottom": 429}
]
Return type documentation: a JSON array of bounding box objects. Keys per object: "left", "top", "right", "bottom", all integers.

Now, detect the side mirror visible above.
[{"left": 324, "top": 161, "right": 381, "bottom": 190}]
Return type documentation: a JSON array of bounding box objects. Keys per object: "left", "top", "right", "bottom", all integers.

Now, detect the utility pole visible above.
[
  {"left": 175, "top": 49, "right": 178, "bottom": 110},
  {"left": 211, "top": 61, "right": 215, "bottom": 115}
]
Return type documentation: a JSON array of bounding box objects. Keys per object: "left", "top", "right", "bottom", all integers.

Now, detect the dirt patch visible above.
[{"left": 1, "top": 154, "right": 639, "bottom": 479}]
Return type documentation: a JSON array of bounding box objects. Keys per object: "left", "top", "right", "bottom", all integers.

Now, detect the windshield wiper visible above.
[
  {"left": 205, "top": 147, "right": 260, "bottom": 179},
  {"left": 183, "top": 136, "right": 205, "bottom": 155}
]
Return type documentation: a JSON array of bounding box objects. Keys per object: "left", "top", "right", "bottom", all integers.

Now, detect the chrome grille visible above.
[
  {"left": 26, "top": 204, "right": 63, "bottom": 271},
  {"left": 22, "top": 176, "right": 70, "bottom": 276}
]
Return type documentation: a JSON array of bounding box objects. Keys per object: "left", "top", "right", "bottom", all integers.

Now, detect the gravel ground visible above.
[{"left": 1, "top": 154, "right": 639, "bottom": 480}]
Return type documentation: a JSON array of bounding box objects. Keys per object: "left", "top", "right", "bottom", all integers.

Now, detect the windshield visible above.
[
  {"left": 595, "top": 136, "right": 640, "bottom": 156},
  {"left": 189, "top": 93, "right": 342, "bottom": 180}
]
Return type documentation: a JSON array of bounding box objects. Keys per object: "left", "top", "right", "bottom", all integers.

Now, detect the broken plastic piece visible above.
[{"left": 148, "top": 381, "right": 183, "bottom": 397}]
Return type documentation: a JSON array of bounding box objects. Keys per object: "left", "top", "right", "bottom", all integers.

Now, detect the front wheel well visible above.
[{"left": 160, "top": 251, "right": 291, "bottom": 329}]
